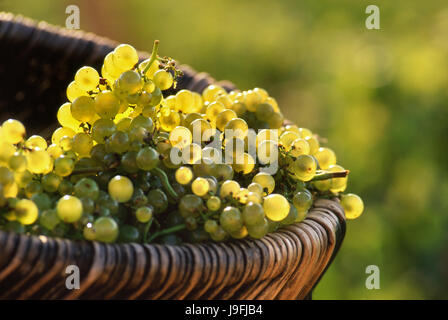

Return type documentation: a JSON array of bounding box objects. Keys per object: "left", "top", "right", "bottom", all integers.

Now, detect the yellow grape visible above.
[
  {"left": 220, "top": 180, "right": 240, "bottom": 198},
  {"left": 74, "top": 66, "right": 99, "bottom": 91},
  {"left": 169, "top": 126, "right": 192, "bottom": 149},
  {"left": 71, "top": 96, "right": 96, "bottom": 123},
  {"left": 232, "top": 152, "right": 255, "bottom": 174},
  {"left": 26, "top": 148, "right": 51, "bottom": 174},
  {"left": 57, "top": 102, "right": 81, "bottom": 130},
  {"left": 290, "top": 138, "right": 310, "bottom": 157},
  {"left": 2, "top": 119, "right": 25, "bottom": 144},
  {"left": 305, "top": 136, "right": 320, "bottom": 155},
  {"left": 113, "top": 44, "right": 139, "bottom": 70},
  {"left": 25, "top": 135, "right": 47, "bottom": 150},
  {"left": 224, "top": 118, "right": 249, "bottom": 139},
  {"left": 191, "top": 177, "right": 210, "bottom": 197},
  {"left": 341, "top": 193, "right": 364, "bottom": 219},
  {"left": 15, "top": 199, "right": 38, "bottom": 225},
  {"left": 175, "top": 166, "right": 194, "bottom": 185},
  {"left": 314, "top": 147, "right": 337, "bottom": 170},
  {"left": 202, "top": 84, "right": 226, "bottom": 102},
  {"left": 205, "top": 101, "right": 225, "bottom": 125},
  {"left": 66, "top": 81, "right": 87, "bottom": 102},
  {"left": 263, "top": 194, "right": 290, "bottom": 221},
  {"left": 52, "top": 127, "right": 76, "bottom": 145},
  {"left": 153, "top": 70, "right": 173, "bottom": 90},
  {"left": 252, "top": 172, "right": 275, "bottom": 195},
  {"left": 215, "top": 109, "right": 237, "bottom": 132}
]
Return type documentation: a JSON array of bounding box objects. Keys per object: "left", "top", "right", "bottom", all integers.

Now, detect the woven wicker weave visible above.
[{"left": 0, "top": 13, "right": 346, "bottom": 299}]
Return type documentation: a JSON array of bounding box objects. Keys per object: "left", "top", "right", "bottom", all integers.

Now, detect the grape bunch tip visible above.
[{"left": 0, "top": 41, "right": 364, "bottom": 245}]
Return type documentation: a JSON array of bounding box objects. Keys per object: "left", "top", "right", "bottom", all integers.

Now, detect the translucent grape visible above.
[
  {"left": 243, "top": 202, "right": 265, "bottom": 226},
  {"left": 202, "top": 84, "right": 226, "bottom": 102},
  {"left": 255, "top": 102, "right": 274, "bottom": 122},
  {"left": 136, "top": 147, "right": 159, "bottom": 171},
  {"left": 175, "top": 166, "right": 193, "bottom": 185},
  {"left": 8, "top": 153, "right": 27, "bottom": 172},
  {"left": 247, "top": 218, "right": 269, "bottom": 239},
  {"left": 94, "top": 217, "right": 119, "bottom": 243},
  {"left": 263, "top": 194, "right": 290, "bottom": 221},
  {"left": 66, "top": 81, "right": 87, "bottom": 102},
  {"left": 292, "top": 190, "right": 313, "bottom": 213},
  {"left": 215, "top": 109, "right": 237, "bottom": 131},
  {"left": 94, "top": 91, "right": 120, "bottom": 119},
  {"left": 14, "top": 199, "right": 38, "bottom": 225},
  {"left": 75, "top": 66, "right": 99, "bottom": 91},
  {"left": 108, "top": 175, "right": 134, "bottom": 203},
  {"left": 191, "top": 177, "right": 209, "bottom": 197},
  {"left": 224, "top": 118, "right": 249, "bottom": 139},
  {"left": 232, "top": 152, "right": 255, "bottom": 174},
  {"left": 42, "top": 173, "right": 61, "bottom": 193},
  {"left": 71, "top": 96, "right": 96, "bottom": 123},
  {"left": 206, "top": 196, "right": 221, "bottom": 211},
  {"left": 290, "top": 138, "right": 310, "bottom": 157},
  {"left": 113, "top": 44, "right": 138, "bottom": 70},
  {"left": 179, "top": 194, "right": 203, "bottom": 218},
  {"left": 153, "top": 70, "right": 173, "bottom": 90},
  {"left": 91, "top": 119, "right": 117, "bottom": 143},
  {"left": 205, "top": 101, "right": 225, "bottom": 125},
  {"left": 252, "top": 172, "right": 275, "bottom": 195},
  {"left": 135, "top": 206, "right": 153, "bottom": 223},
  {"left": 75, "top": 178, "right": 100, "bottom": 200},
  {"left": 314, "top": 147, "right": 337, "bottom": 170},
  {"left": 72, "top": 133, "right": 93, "bottom": 156},
  {"left": 169, "top": 126, "right": 192, "bottom": 148},
  {"left": 26, "top": 148, "right": 51, "bottom": 174},
  {"left": 54, "top": 156, "right": 75, "bottom": 177},
  {"left": 291, "top": 154, "right": 317, "bottom": 181},
  {"left": 340, "top": 193, "right": 364, "bottom": 219},
  {"left": 220, "top": 206, "right": 243, "bottom": 233},
  {"left": 305, "top": 136, "right": 320, "bottom": 155},
  {"left": 219, "top": 180, "right": 240, "bottom": 198},
  {"left": 329, "top": 164, "right": 348, "bottom": 193},
  {"left": 39, "top": 209, "right": 60, "bottom": 230},
  {"left": 204, "top": 219, "right": 219, "bottom": 233},
  {"left": 57, "top": 195, "right": 83, "bottom": 223},
  {"left": 159, "top": 110, "right": 181, "bottom": 132},
  {"left": 2, "top": 119, "right": 25, "bottom": 144},
  {"left": 51, "top": 127, "right": 76, "bottom": 145},
  {"left": 58, "top": 103, "right": 81, "bottom": 132}
]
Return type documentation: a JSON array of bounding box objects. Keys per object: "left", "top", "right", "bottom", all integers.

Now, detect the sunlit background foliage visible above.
[{"left": 3, "top": 0, "right": 448, "bottom": 299}]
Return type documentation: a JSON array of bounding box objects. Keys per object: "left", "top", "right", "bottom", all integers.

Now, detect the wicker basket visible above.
[{"left": 0, "top": 13, "right": 346, "bottom": 300}]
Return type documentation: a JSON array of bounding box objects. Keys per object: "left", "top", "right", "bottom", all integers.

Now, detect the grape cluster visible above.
[{"left": 0, "top": 41, "right": 364, "bottom": 244}]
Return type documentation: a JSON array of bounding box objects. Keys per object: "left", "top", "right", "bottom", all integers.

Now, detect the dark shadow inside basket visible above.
[{"left": 0, "top": 13, "right": 346, "bottom": 300}]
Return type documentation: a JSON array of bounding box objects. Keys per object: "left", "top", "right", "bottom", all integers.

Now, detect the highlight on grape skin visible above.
[{"left": 0, "top": 41, "right": 362, "bottom": 244}]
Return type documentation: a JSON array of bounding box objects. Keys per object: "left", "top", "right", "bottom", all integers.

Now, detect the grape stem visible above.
[
  {"left": 143, "top": 40, "right": 160, "bottom": 75},
  {"left": 311, "top": 170, "right": 350, "bottom": 181},
  {"left": 143, "top": 218, "right": 153, "bottom": 243},
  {"left": 147, "top": 224, "right": 186, "bottom": 242},
  {"left": 150, "top": 167, "right": 179, "bottom": 200}
]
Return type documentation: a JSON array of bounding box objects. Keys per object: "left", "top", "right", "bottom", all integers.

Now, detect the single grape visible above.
[
  {"left": 74, "top": 178, "right": 100, "bottom": 200},
  {"left": 66, "top": 81, "right": 87, "bottom": 102},
  {"left": 113, "top": 44, "right": 138, "bottom": 70},
  {"left": 71, "top": 96, "right": 96, "bottom": 123},
  {"left": 56, "top": 195, "right": 83, "bottom": 223},
  {"left": 340, "top": 193, "right": 364, "bottom": 219},
  {"left": 263, "top": 194, "right": 290, "bottom": 221},
  {"left": 135, "top": 206, "right": 154, "bottom": 223},
  {"left": 191, "top": 177, "right": 209, "bottom": 197},
  {"left": 147, "top": 189, "right": 168, "bottom": 214},
  {"left": 328, "top": 164, "right": 348, "bottom": 193},
  {"left": 314, "top": 147, "right": 337, "bottom": 170},
  {"left": 108, "top": 175, "right": 134, "bottom": 203},
  {"left": 292, "top": 190, "right": 313, "bottom": 213},
  {"left": 94, "top": 216, "right": 119, "bottom": 243},
  {"left": 204, "top": 219, "right": 219, "bottom": 233},
  {"left": 39, "top": 209, "right": 60, "bottom": 230},
  {"left": 91, "top": 119, "right": 117, "bottom": 143},
  {"left": 179, "top": 194, "right": 203, "bottom": 218},
  {"left": 136, "top": 147, "right": 160, "bottom": 171},
  {"left": 14, "top": 199, "right": 39, "bottom": 225},
  {"left": 206, "top": 196, "right": 221, "bottom": 211},
  {"left": 30, "top": 193, "right": 52, "bottom": 211},
  {"left": 54, "top": 156, "right": 75, "bottom": 177},
  {"left": 252, "top": 172, "right": 275, "bottom": 195},
  {"left": 247, "top": 218, "right": 269, "bottom": 239},
  {"left": 25, "top": 135, "right": 48, "bottom": 150},
  {"left": 94, "top": 91, "right": 120, "bottom": 119},
  {"left": 220, "top": 206, "right": 243, "bottom": 233},
  {"left": 291, "top": 154, "right": 317, "bottom": 181},
  {"left": 219, "top": 180, "right": 240, "bottom": 198},
  {"left": 242, "top": 202, "right": 265, "bottom": 226},
  {"left": 175, "top": 166, "right": 193, "bottom": 185},
  {"left": 75, "top": 66, "right": 99, "bottom": 91},
  {"left": 153, "top": 69, "right": 174, "bottom": 90},
  {"left": 26, "top": 148, "right": 51, "bottom": 174},
  {"left": 121, "top": 151, "right": 139, "bottom": 173},
  {"left": 42, "top": 173, "right": 62, "bottom": 193},
  {"left": 2, "top": 119, "right": 25, "bottom": 144}
]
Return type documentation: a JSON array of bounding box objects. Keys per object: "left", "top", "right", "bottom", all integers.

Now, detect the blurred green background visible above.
[{"left": 2, "top": 0, "right": 448, "bottom": 299}]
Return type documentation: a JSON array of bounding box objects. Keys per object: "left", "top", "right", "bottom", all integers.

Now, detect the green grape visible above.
[
  {"left": 292, "top": 190, "right": 313, "bottom": 213},
  {"left": 211, "top": 164, "right": 234, "bottom": 181},
  {"left": 314, "top": 147, "right": 337, "bottom": 170},
  {"left": 206, "top": 196, "right": 221, "bottom": 211},
  {"left": 58, "top": 180, "right": 73, "bottom": 196},
  {"left": 247, "top": 191, "right": 262, "bottom": 204},
  {"left": 2, "top": 119, "right": 26, "bottom": 144},
  {"left": 121, "top": 151, "right": 139, "bottom": 173},
  {"left": 267, "top": 112, "right": 284, "bottom": 129},
  {"left": 26, "top": 148, "right": 51, "bottom": 174},
  {"left": 71, "top": 96, "right": 96, "bottom": 123},
  {"left": 185, "top": 216, "right": 198, "bottom": 230},
  {"left": 215, "top": 109, "right": 237, "bottom": 131},
  {"left": 0, "top": 166, "right": 14, "bottom": 187},
  {"left": 39, "top": 209, "right": 60, "bottom": 230},
  {"left": 116, "top": 70, "right": 142, "bottom": 95},
  {"left": 119, "top": 225, "right": 140, "bottom": 243},
  {"left": 242, "top": 202, "right": 265, "bottom": 226},
  {"left": 340, "top": 193, "right": 364, "bottom": 219},
  {"left": 75, "top": 66, "right": 99, "bottom": 91},
  {"left": 219, "top": 180, "right": 240, "bottom": 198},
  {"left": 30, "top": 193, "right": 52, "bottom": 212},
  {"left": 247, "top": 182, "right": 263, "bottom": 195},
  {"left": 179, "top": 194, "right": 203, "bottom": 218},
  {"left": 25, "top": 135, "right": 48, "bottom": 150},
  {"left": 220, "top": 206, "right": 243, "bottom": 233},
  {"left": 247, "top": 218, "right": 269, "bottom": 239},
  {"left": 291, "top": 154, "right": 317, "bottom": 181},
  {"left": 54, "top": 156, "right": 75, "bottom": 177},
  {"left": 57, "top": 195, "right": 83, "bottom": 223},
  {"left": 191, "top": 177, "right": 209, "bottom": 197},
  {"left": 229, "top": 226, "right": 248, "bottom": 239},
  {"left": 94, "top": 91, "right": 120, "bottom": 119},
  {"left": 175, "top": 89, "right": 196, "bottom": 113},
  {"left": 232, "top": 152, "right": 255, "bottom": 175},
  {"left": 159, "top": 109, "right": 181, "bottom": 132},
  {"left": 263, "top": 194, "right": 290, "bottom": 221},
  {"left": 131, "top": 188, "right": 148, "bottom": 207},
  {"left": 74, "top": 178, "right": 100, "bottom": 200},
  {"left": 66, "top": 81, "right": 87, "bottom": 102},
  {"left": 0, "top": 142, "right": 16, "bottom": 165},
  {"left": 210, "top": 225, "right": 228, "bottom": 242},
  {"left": 147, "top": 189, "right": 168, "bottom": 214},
  {"left": 80, "top": 197, "right": 95, "bottom": 214},
  {"left": 113, "top": 44, "right": 138, "bottom": 70},
  {"left": 175, "top": 166, "right": 193, "bottom": 185},
  {"left": 25, "top": 180, "right": 43, "bottom": 198},
  {"left": 223, "top": 119, "right": 248, "bottom": 141},
  {"left": 204, "top": 219, "right": 219, "bottom": 233},
  {"left": 83, "top": 222, "right": 96, "bottom": 241},
  {"left": 206, "top": 177, "right": 218, "bottom": 194},
  {"left": 58, "top": 136, "right": 72, "bottom": 152},
  {"left": 107, "top": 131, "right": 129, "bottom": 154},
  {"left": 130, "top": 115, "right": 154, "bottom": 132},
  {"left": 153, "top": 70, "right": 173, "bottom": 90},
  {"left": 136, "top": 147, "right": 159, "bottom": 171},
  {"left": 91, "top": 119, "right": 117, "bottom": 143},
  {"left": 313, "top": 179, "right": 331, "bottom": 191},
  {"left": 97, "top": 192, "right": 119, "bottom": 214},
  {"left": 253, "top": 87, "right": 269, "bottom": 101},
  {"left": 305, "top": 136, "right": 319, "bottom": 155},
  {"left": 94, "top": 217, "right": 119, "bottom": 243},
  {"left": 90, "top": 144, "right": 107, "bottom": 163},
  {"left": 72, "top": 133, "right": 93, "bottom": 157},
  {"left": 290, "top": 138, "right": 310, "bottom": 157},
  {"left": 135, "top": 206, "right": 153, "bottom": 223},
  {"left": 280, "top": 204, "right": 299, "bottom": 226},
  {"left": 252, "top": 172, "right": 275, "bottom": 195},
  {"left": 328, "top": 164, "right": 348, "bottom": 193},
  {"left": 14, "top": 199, "right": 38, "bottom": 225},
  {"left": 169, "top": 126, "right": 192, "bottom": 149},
  {"left": 51, "top": 127, "right": 76, "bottom": 146},
  {"left": 108, "top": 175, "right": 134, "bottom": 203},
  {"left": 255, "top": 103, "right": 274, "bottom": 122},
  {"left": 116, "top": 117, "right": 132, "bottom": 132},
  {"left": 244, "top": 89, "right": 262, "bottom": 112},
  {"left": 42, "top": 173, "right": 62, "bottom": 193}
]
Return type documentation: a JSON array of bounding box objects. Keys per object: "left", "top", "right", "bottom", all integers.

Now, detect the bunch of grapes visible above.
[{"left": 0, "top": 41, "right": 364, "bottom": 244}]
